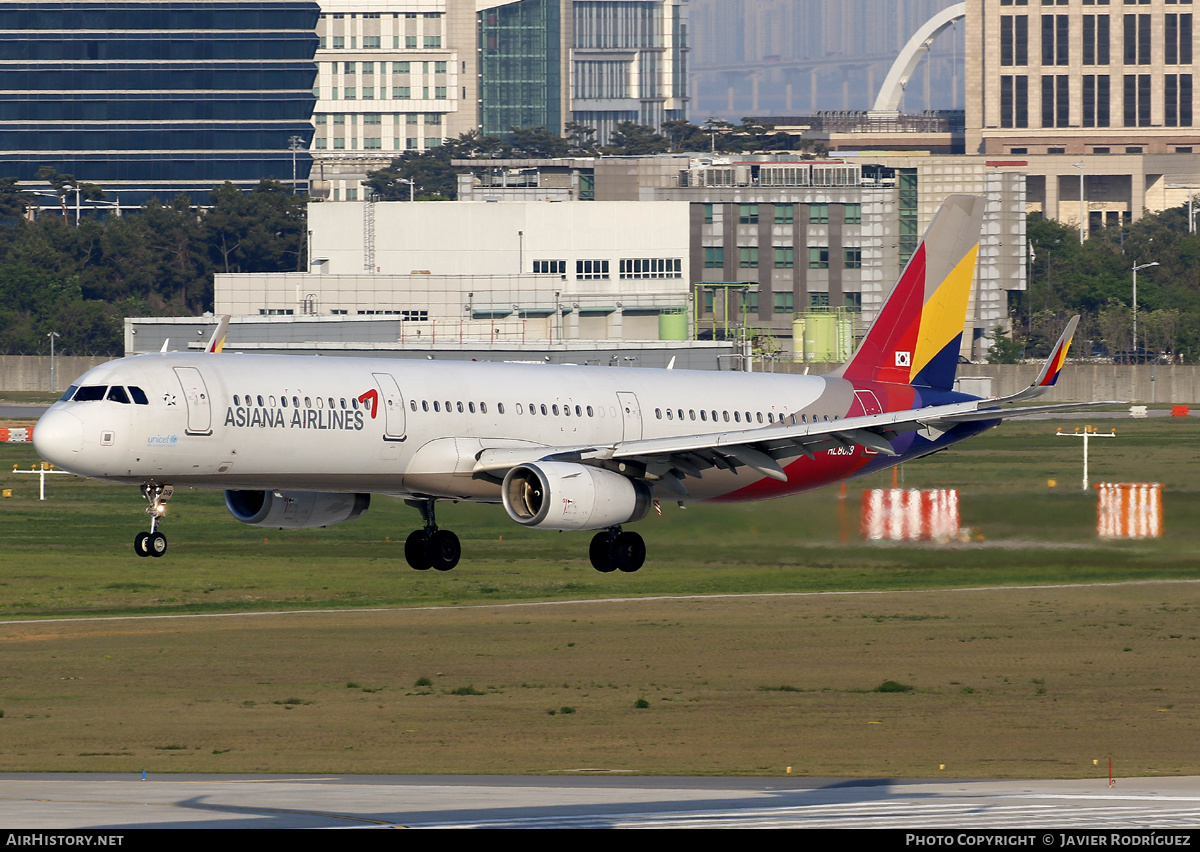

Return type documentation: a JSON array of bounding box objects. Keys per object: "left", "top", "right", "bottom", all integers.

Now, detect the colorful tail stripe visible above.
[
  {"left": 840, "top": 195, "right": 985, "bottom": 391},
  {"left": 1040, "top": 330, "right": 1074, "bottom": 386},
  {"left": 1036, "top": 315, "right": 1079, "bottom": 388}
]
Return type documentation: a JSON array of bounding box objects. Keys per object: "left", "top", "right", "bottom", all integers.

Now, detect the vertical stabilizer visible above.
[
  {"left": 204, "top": 315, "right": 230, "bottom": 354},
  {"left": 837, "top": 195, "right": 985, "bottom": 390}
]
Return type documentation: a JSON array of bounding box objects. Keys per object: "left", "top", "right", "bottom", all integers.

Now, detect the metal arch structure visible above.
[{"left": 872, "top": 2, "right": 966, "bottom": 113}]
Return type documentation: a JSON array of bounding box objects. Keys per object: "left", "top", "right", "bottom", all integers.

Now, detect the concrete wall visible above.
[
  {"left": 784, "top": 362, "right": 1200, "bottom": 405},
  {"left": 0, "top": 356, "right": 111, "bottom": 393},
  {"left": 955, "top": 364, "right": 1200, "bottom": 406}
]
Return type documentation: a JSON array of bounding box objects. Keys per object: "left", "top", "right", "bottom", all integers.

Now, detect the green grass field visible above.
[{"left": 1, "top": 413, "right": 1198, "bottom": 777}]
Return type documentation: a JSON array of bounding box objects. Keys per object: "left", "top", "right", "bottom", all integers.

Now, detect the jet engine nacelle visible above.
[
  {"left": 224, "top": 490, "right": 371, "bottom": 529},
  {"left": 501, "top": 462, "right": 652, "bottom": 531}
]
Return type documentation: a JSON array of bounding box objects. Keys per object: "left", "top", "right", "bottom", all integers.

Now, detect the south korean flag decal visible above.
[{"left": 894, "top": 350, "right": 912, "bottom": 367}]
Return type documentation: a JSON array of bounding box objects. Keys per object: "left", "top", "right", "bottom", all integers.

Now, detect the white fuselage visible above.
[{"left": 34, "top": 352, "right": 861, "bottom": 503}]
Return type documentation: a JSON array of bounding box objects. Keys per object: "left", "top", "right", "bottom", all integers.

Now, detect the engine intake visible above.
[
  {"left": 225, "top": 490, "right": 370, "bottom": 529},
  {"left": 501, "top": 462, "right": 651, "bottom": 531}
]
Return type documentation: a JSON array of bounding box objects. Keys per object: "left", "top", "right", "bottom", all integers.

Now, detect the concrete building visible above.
[
  {"left": 966, "top": 0, "right": 1197, "bottom": 157},
  {"left": 219, "top": 199, "right": 692, "bottom": 342},
  {"left": 310, "top": 0, "right": 476, "bottom": 196},
  {"left": 0, "top": 1, "right": 319, "bottom": 205},
  {"left": 655, "top": 155, "right": 1025, "bottom": 359},
  {"left": 958, "top": 0, "right": 1200, "bottom": 231}
]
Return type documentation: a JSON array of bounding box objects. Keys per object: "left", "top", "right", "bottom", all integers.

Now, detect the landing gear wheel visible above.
[
  {"left": 428, "top": 530, "right": 461, "bottom": 572},
  {"left": 147, "top": 531, "right": 168, "bottom": 558},
  {"left": 405, "top": 530, "right": 432, "bottom": 571},
  {"left": 612, "top": 531, "right": 645, "bottom": 573},
  {"left": 137, "top": 483, "right": 174, "bottom": 559},
  {"left": 589, "top": 532, "right": 616, "bottom": 573},
  {"left": 403, "top": 498, "right": 460, "bottom": 572}
]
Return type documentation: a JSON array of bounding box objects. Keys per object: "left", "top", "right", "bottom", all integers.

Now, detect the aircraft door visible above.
[
  {"left": 616, "top": 391, "right": 642, "bottom": 442},
  {"left": 372, "top": 372, "right": 407, "bottom": 441},
  {"left": 173, "top": 366, "right": 213, "bottom": 436},
  {"left": 854, "top": 390, "right": 883, "bottom": 417}
]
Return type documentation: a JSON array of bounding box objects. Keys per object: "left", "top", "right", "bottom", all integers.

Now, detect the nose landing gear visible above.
[
  {"left": 135, "top": 484, "right": 174, "bottom": 558},
  {"left": 403, "top": 498, "right": 460, "bottom": 571}
]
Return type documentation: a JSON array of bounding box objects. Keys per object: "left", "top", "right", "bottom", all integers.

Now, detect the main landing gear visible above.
[
  {"left": 589, "top": 526, "right": 646, "bottom": 573},
  {"left": 134, "top": 484, "right": 173, "bottom": 558},
  {"left": 403, "top": 498, "right": 460, "bottom": 571}
]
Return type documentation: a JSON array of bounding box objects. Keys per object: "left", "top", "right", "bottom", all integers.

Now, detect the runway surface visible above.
[
  {"left": 0, "top": 404, "right": 46, "bottom": 420},
  {"left": 1, "top": 774, "right": 1198, "bottom": 828}
]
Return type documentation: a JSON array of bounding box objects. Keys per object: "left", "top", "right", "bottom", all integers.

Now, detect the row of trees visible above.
[
  {"left": 991, "top": 205, "right": 1200, "bottom": 363},
  {"left": 0, "top": 180, "right": 305, "bottom": 355},
  {"left": 364, "top": 119, "right": 829, "bottom": 202}
]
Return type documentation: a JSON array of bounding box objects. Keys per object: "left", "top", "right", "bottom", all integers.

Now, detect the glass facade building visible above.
[
  {"left": 478, "top": 0, "right": 563, "bottom": 137},
  {"left": 0, "top": 1, "right": 320, "bottom": 203},
  {"left": 476, "top": 0, "right": 688, "bottom": 144}
]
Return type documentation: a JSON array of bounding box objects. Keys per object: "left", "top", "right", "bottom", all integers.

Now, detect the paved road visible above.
[
  {"left": 0, "top": 774, "right": 1197, "bottom": 829},
  {"left": 0, "top": 404, "right": 46, "bottom": 420}
]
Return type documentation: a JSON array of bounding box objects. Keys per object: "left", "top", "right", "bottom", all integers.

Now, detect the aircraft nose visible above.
[{"left": 33, "top": 407, "right": 83, "bottom": 469}]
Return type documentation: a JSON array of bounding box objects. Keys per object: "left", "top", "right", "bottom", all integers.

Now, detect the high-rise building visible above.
[
  {"left": 311, "top": 0, "right": 477, "bottom": 167},
  {"left": 0, "top": 1, "right": 320, "bottom": 204},
  {"left": 311, "top": 0, "right": 690, "bottom": 200},
  {"left": 563, "top": 0, "right": 689, "bottom": 142},
  {"left": 966, "top": 0, "right": 1196, "bottom": 156}
]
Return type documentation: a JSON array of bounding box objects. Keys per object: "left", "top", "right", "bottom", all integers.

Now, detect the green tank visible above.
[{"left": 658, "top": 307, "right": 688, "bottom": 341}]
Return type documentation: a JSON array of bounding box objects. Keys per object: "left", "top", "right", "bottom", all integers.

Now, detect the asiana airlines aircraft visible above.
[{"left": 34, "top": 195, "right": 1088, "bottom": 573}]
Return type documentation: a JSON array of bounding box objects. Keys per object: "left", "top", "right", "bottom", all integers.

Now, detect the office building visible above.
[
  {"left": 0, "top": 1, "right": 320, "bottom": 204},
  {"left": 966, "top": 0, "right": 1197, "bottom": 156}
]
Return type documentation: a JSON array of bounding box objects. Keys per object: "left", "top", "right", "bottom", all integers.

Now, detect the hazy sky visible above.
[{"left": 687, "top": 0, "right": 965, "bottom": 118}]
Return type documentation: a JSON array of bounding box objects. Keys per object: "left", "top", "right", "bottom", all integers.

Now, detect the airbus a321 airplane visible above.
[{"left": 34, "top": 195, "right": 1085, "bottom": 573}]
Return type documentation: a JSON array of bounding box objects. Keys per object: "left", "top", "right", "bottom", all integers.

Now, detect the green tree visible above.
[
  {"left": 365, "top": 146, "right": 459, "bottom": 201},
  {"left": 603, "top": 122, "right": 669, "bottom": 155},
  {"left": 985, "top": 327, "right": 1024, "bottom": 364},
  {"left": 508, "top": 126, "right": 569, "bottom": 158},
  {"left": 204, "top": 181, "right": 306, "bottom": 274}
]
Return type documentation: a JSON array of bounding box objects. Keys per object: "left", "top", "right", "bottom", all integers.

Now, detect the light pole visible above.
[
  {"left": 1132, "top": 261, "right": 1159, "bottom": 354},
  {"left": 59, "top": 184, "right": 82, "bottom": 227},
  {"left": 288, "top": 135, "right": 306, "bottom": 195},
  {"left": 1072, "top": 162, "right": 1086, "bottom": 244},
  {"left": 396, "top": 177, "right": 415, "bottom": 201},
  {"left": 46, "top": 331, "right": 59, "bottom": 392},
  {"left": 1168, "top": 182, "right": 1198, "bottom": 233}
]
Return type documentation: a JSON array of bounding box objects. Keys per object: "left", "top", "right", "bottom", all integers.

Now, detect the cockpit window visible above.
[
  {"left": 73, "top": 385, "right": 107, "bottom": 402},
  {"left": 128, "top": 386, "right": 149, "bottom": 405},
  {"left": 59, "top": 385, "right": 78, "bottom": 402},
  {"left": 107, "top": 386, "right": 131, "bottom": 404}
]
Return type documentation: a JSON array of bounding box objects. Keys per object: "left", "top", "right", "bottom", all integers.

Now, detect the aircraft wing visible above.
[
  {"left": 473, "top": 318, "right": 1117, "bottom": 492},
  {"left": 473, "top": 395, "right": 1115, "bottom": 490}
]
